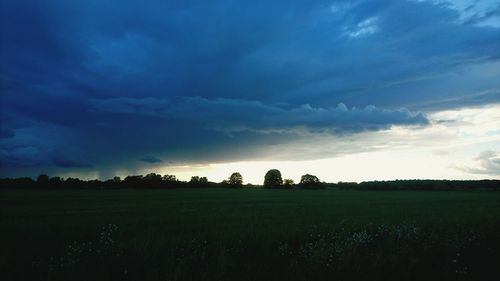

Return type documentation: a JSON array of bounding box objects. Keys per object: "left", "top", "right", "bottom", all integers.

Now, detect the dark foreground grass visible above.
[{"left": 1, "top": 188, "right": 499, "bottom": 281}]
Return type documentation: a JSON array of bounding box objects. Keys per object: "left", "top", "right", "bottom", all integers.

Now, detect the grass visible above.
[{"left": 1, "top": 188, "right": 499, "bottom": 281}]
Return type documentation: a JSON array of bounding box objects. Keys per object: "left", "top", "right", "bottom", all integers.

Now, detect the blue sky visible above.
[{"left": 1, "top": 0, "right": 499, "bottom": 182}]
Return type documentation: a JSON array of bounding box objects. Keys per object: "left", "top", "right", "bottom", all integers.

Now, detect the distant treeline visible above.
[
  {"left": 0, "top": 173, "right": 498, "bottom": 190},
  {"left": 332, "top": 180, "right": 500, "bottom": 190},
  {"left": 0, "top": 174, "right": 248, "bottom": 189}
]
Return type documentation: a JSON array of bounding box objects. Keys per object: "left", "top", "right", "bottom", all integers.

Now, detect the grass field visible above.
[{"left": 1, "top": 188, "right": 499, "bottom": 281}]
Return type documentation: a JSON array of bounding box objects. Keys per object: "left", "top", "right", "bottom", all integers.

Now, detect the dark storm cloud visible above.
[
  {"left": 139, "top": 156, "right": 163, "bottom": 164},
  {"left": 1, "top": 0, "right": 499, "bottom": 176},
  {"left": 52, "top": 157, "right": 93, "bottom": 169},
  {"left": 88, "top": 96, "right": 428, "bottom": 134},
  {"left": 0, "top": 117, "right": 88, "bottom": 170},
  {"left": 0, "top": 128, "right": 14, "bottom": 139}
]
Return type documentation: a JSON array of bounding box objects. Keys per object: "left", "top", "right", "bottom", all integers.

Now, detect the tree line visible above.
[
  {"left": 0, "top": 170, "right": 498, "bottom": 190},
  {"left": 0, "top": 169, "right": 326, "bottom": 190}
]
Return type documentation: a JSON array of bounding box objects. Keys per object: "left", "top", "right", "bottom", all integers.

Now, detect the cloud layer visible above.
[
  {"left": 1, "top": 0, "right": 499, "bottom": 178},
  {"left": 89, "top": 97, "right": 428, "bottom": 134},
  {"left": 456, "top": 150, "right": 500, "bottom": 176}
]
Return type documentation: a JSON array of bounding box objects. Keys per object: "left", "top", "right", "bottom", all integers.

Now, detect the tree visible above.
[
  {"left": 162, "top": 174, "right": 177, "bottom": 182},
  {"left": 66, "top": 177, "right": 84, "bottom": 189},
  {"left": 299, "top": 174, "right": 323, "bottom": 189},
  {"left": 283, "top": 179, "right": 294, "bottom": 188},
  {"left": 199, "top": 176, "right": 208, "bottom": 184},
  {"left": 123, "top": 175, "right": 143, "bottom": 188},
  {"left": 228, "top": 172, "right": 243, "bottom": 187},
  {"left": 144, "top": 173, "right": 163, "bottom": 188},
  {"left": 264, "top": 169, "right": 283, "bottom": 188},
  {"left": 49, "top": 176, "right": 64, "bottom": 188},
  {"left": 190, "top": 176, "right": 208, "bottom": 187},
  {"left": 145, "top": 173, "right": 162, "bottom": 181},
  {"left": 37, "top": 174, "right": 49, "bottom": 185}
]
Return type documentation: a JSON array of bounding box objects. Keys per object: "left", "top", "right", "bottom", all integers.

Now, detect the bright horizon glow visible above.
[{"left": 113, "top": 104, "right": 500, "bottom": 184}]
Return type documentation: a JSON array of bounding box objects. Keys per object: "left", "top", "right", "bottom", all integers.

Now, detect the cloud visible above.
[
  {"left": 0, "top": 128, "right": 14, "bottom": 139},
  {"left": 139, "top": 155, "right": 163, "bottom": 164},
  {"left": 343, "top": 17, "right": 379, "bottom": 38},
  {"left": 455, "top": 150, "right": 500, "bottom": 176},
  {"left": 1, "top": 0, "right": 499, "bottom": 178},
  {"left": 0, "top": 146, "right": 45, "bottom": 168},
  {"left": 256, "top": 103, "right": 500, "bottom": 162},
  {"left": 415, "top": 0, "right": 500, "bottom": 28},
  {"left": 89, "top": 96, "right": 429, "bottom": 134},
  {"left": 330, "top": 2, "right": 354, "bottom": 15},
  {"left": 0, "top": 118, "right": 90, "bottom": 169},
  {"left": 52, "top": 157, "right": 93, "bottom": 168},
  {"left": 2, "top": 0, "right": 499, "bottom": 111},
  {"left": 416, "top": 89, "right": 500, "bottom": 111}
]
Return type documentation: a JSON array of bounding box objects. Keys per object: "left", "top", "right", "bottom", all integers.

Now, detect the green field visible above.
[{"left": 1, "top": 188, "right": 499, "bottom": 281}]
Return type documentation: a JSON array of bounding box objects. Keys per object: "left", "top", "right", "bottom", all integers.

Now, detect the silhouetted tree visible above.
[
  {"left": 0, "top": 177, "right": 35, "bottom": 188},
  {"left": 299, "top": 174, "right": 324, "bottom": 189},
  {"left": 162, "top": 174, "right": 177, "bottom": 182},
  {"left": 123, "top": 175, "right": 144, "bottom": 188},
  {"left": 161, "top": 174, "right": 178, "bottom": 188},
  {"left": 49, "top": 176, "right": 64, "bottom": 188},
  {"left": 37, "top": 174, "right": 49, "bottom": 187},
  {"left": 189, "top": 176, "right": 208, "bottom": 187},
  {"left": 88, "top": 179, "right": 102, "bottom": 189},
  {"left": 283, "top": 179, "right": 294, "bottom": 188},
  {"left": 65, "top": 177, "right": 84, "bottom": 188},
  {"left": 144, "top": 173, "right": 163, "bottom": 188},
  {"left": 264, "top": 169, "right": 283, "bottom": 188},
  {"left": 3, "top": 175, "right": 499, "bottom": 190},
  {"left": 228, "top": 172, "right": 243, "bottom": 187}
]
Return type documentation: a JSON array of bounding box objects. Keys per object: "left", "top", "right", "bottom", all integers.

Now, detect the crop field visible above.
[{"left": 1, "top": 188, "right": 499, "bottom": 281}]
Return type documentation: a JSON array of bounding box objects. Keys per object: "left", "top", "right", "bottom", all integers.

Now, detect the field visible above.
[{"left": 1, "top": 188, "right": 500, "bottom": 281}]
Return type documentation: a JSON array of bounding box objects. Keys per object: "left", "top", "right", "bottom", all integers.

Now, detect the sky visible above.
[{"left": 1, "top": 0, "right": 500, "bottom": 183}]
